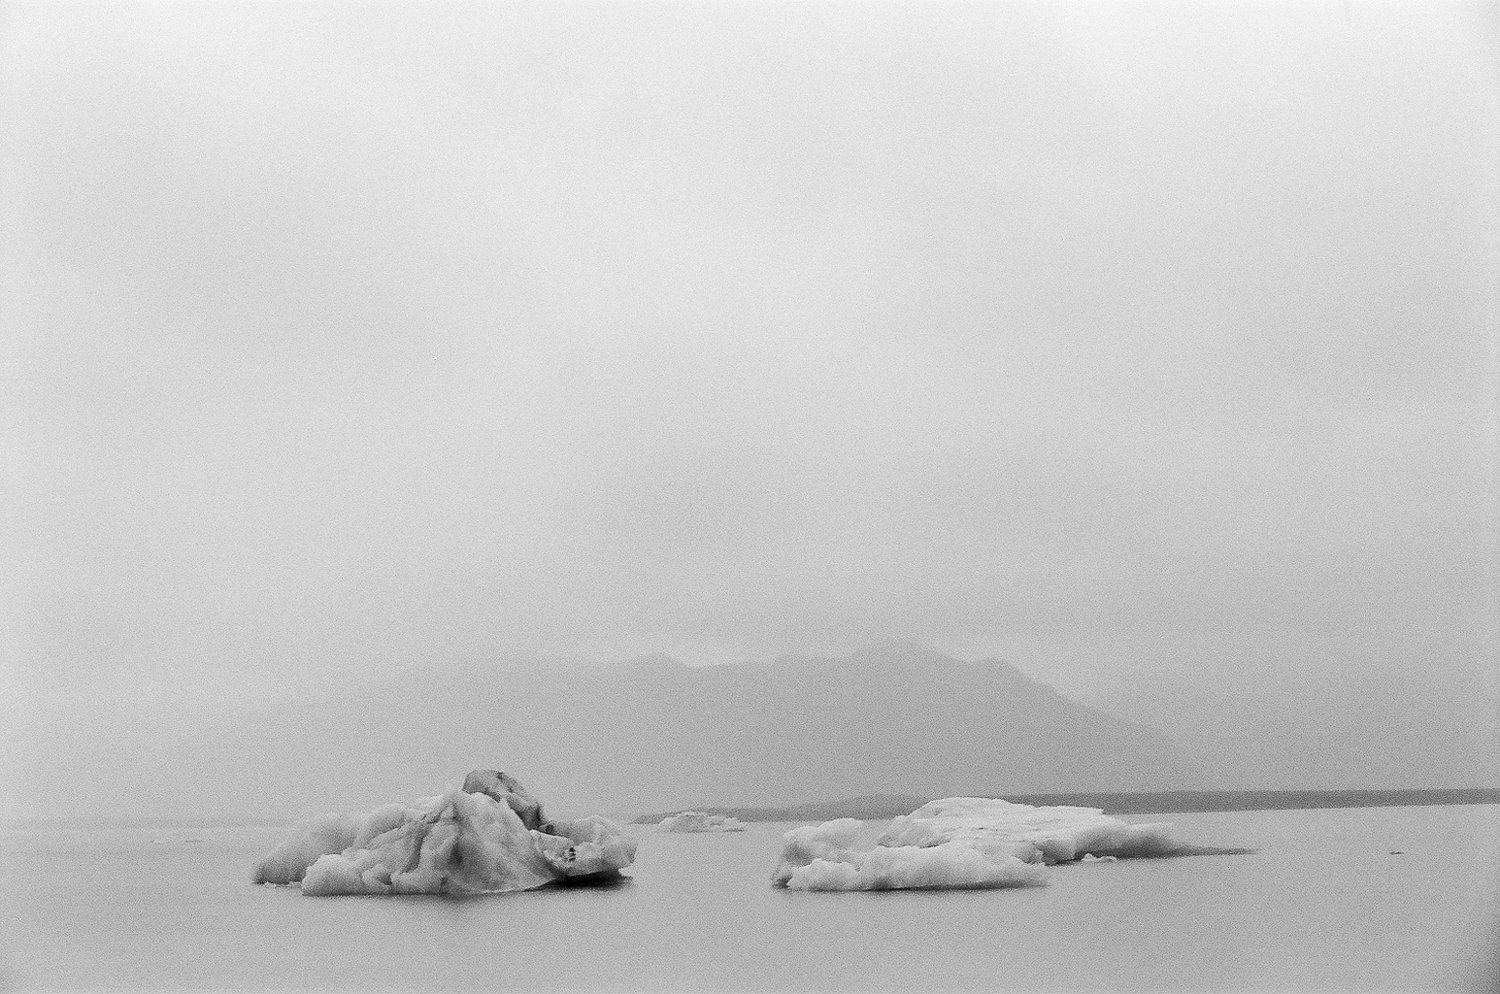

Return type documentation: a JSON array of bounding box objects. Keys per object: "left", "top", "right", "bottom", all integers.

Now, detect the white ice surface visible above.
[
  {"left": 657, "top": 811, "right": 747, "bottom": 833},
  {"left": 773, "top": 797, "right": 1206, "bottom": 892},
  {"left": 773, "top": 818, "right": 1046, "bottom": 891},
  {"left": 878, "top": 797, "right": 1182, "bottom": 864}
]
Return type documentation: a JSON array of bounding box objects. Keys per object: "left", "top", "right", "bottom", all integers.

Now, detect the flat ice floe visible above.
[
  {"left": 773, "top": 818, "right": 1048, "bottom": 891},
  {"left": 252, "top": 770, "right": 636, "bottom": 896},
  {"left": 657, "top": 811, "right": 747, "bottom": 832},
  {"left": 773, "top": 797, "right": 1247, "bottom": 891}
]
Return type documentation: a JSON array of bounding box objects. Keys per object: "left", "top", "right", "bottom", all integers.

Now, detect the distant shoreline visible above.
[{"left": 631, "top": 787, "right": 1500, "bottom": 824}]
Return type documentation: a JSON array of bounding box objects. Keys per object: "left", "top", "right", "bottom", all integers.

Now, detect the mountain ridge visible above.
[{"left": 171, "top": 641, "right": 1206, "bottom": 820}]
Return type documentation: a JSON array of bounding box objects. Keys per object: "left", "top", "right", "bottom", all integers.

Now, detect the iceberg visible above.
[
  {"left": 656, "top": 811, "right": 747, "bottom": 832},
  {"left": 877, "top": 797, "right": 1185, "bottom": 863},
  {"left": 773, "top": 797, "right": 1246, "bottom": 891},
  {"left": 773, "top": 818, "right": 1047, "bottom": 891},
  {"left": 252, "top": 770, "right": 636, "bottom": 896}
]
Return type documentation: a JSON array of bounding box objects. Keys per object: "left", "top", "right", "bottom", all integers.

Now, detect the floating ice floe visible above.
[
  {"left": 657, "top": 811, "right": 748, "bottom": 833},
  {"left": 772, "top": 796, "right": 1248, "bottom": 891},
  {"left": 773, "top": 817, "right": 1048, "bottom": 891},
  {"left": 252, "top": 770, "right": 635, "bottom": 896}
]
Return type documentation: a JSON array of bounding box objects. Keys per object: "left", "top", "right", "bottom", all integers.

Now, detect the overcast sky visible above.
[{"left": 3, "top": 2, "right": 1496, "bottom": 806}]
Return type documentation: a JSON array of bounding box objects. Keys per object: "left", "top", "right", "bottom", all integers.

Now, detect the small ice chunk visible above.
[{"left": 657, "top": 811, "right": 748, "bottom": 833}]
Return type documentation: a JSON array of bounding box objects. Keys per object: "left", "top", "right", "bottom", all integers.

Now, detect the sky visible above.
[{"left": 3, "top": 2, "right": 1496, "bottom": 814}]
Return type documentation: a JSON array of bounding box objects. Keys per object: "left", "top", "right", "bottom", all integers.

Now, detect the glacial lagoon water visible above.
[{"left": 2, "top": 804, "right": 1496, "bottom": 991}]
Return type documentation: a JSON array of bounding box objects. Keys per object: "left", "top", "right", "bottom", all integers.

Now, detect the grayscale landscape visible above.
[{"left": 3, "top": 0, "right": 1496, "bottom": 991}]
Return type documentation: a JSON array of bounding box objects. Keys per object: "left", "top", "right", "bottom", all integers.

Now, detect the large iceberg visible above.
[
  {"left": 773, "top": 797, "right": 1246, "bottom": 891},
  {"left": 657, "top": 811, "right": 747, "bottom": 833},
  {"left": 253, "top": 770, "right": 636, "bottom": 896}
]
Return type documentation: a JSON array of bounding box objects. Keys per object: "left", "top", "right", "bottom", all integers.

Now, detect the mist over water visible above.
[{"left": 5, "top": 0, "right": 1496, "bottom": 823}]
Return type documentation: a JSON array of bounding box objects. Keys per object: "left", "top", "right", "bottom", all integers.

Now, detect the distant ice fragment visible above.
[
  {"left": 657, "top": 811, "right": 747, "bottom": 832},
  {"left": 773, "top": 796, "right": 1246, "bottom": 891},
  {"left": 252, "top": 770, "right": 635, "bottom": 896}
]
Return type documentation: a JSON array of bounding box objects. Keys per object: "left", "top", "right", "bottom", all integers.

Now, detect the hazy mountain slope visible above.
[
  {"left": 20, "top": 643, "right": 1494, "bottom": 823},
  {"left": 1079, "top": 670, "right": 1500, "bottom": 790},
  {"left": 169, "top": 642, "right": 1204, "bottom": 820}
]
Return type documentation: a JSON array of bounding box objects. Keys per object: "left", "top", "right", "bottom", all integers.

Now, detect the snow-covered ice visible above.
[
  {"left": 878, "top": 797, "right": 1184, "bottom": 863},
  {"left": 657, "top": 811, "right": 747, "bottom": 832},
  {"left": 772, "top": 818, "right": 1046, "bottom": 891},
  {"left": 773, "top": 797, "right": 1246, "bottom": 891},
  {"left": 252, "top": 772, "right": 635, "bottom": 896}
]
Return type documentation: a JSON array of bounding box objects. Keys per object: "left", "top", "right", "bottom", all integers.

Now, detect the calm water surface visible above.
[{"left": 2, "top": 805, "right": 1496, "bottom": 991}]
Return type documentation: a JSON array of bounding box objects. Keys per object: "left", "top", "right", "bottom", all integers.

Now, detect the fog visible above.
[{"left": 3, "top": 2, "right": 1495, "bottom": 817}]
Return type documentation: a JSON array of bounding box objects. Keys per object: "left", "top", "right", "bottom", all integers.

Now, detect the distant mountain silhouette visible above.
[{"left": 190, "top": 641, "right": 1205, "bottom": 819}]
